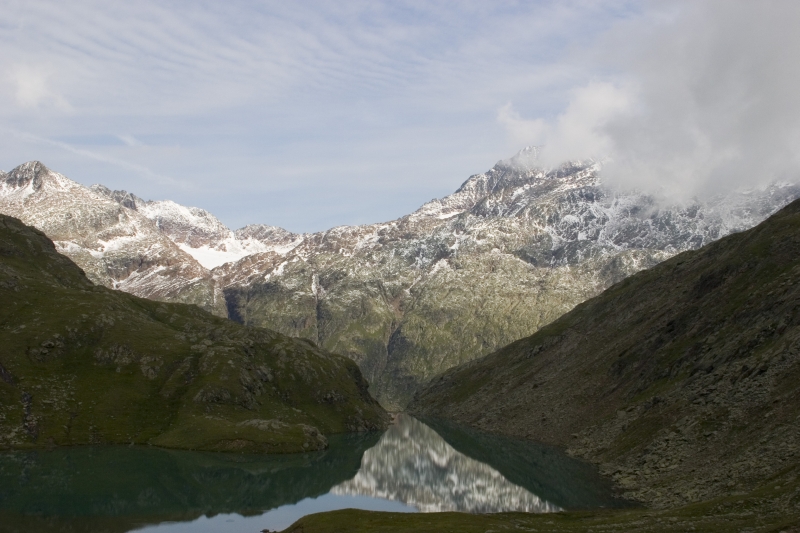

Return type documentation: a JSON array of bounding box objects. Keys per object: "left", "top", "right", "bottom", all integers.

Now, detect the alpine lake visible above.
[{"left": 0, "top": 415, "right": 629, "bottom": 533}]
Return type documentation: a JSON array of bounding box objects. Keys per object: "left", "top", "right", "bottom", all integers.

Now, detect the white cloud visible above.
[
  {"left": 496, "top": 103, "right": 547, "bottom": 149},
  {"left": 23, "top": 1, "right": 795, "bottom": 230},
  {"left": 8, "top": 64, "right": 71, "bottom": 111},
  {"left": 499, "top": 0, "right": 800, "bottom": 201},
  {"left": 600, "top": 0, "right": 800, "bottom": 199},
  {"left": 499, "top": 82, "right": 632, "bottom": 167},
  {"left": 116, "top": 135, "right": 142, "bottom": 147},
  {"left": 2, "top": 1, "right": 636, "bottom": 231}
]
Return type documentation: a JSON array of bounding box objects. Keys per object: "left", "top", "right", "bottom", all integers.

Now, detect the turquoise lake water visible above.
[{"left": 0, "top": 415, "right": 628, "bottom": 532}]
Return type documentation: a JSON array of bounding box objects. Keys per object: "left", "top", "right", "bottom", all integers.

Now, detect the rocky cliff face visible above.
[
  {"left": 3, "top": 152, "right": 799, "bottom": 409},
  {"left": 0, "top": 163, "right": 225, "bottom": 316}
]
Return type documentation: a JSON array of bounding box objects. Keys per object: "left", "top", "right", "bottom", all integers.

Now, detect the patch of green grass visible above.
[{"left": 282, "top": 478, "right": 800, "bottom": 533}]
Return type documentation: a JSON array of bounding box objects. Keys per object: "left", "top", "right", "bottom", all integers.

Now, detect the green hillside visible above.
[{"left": 0, "top": 214, "right": 388, "bottom": 453}]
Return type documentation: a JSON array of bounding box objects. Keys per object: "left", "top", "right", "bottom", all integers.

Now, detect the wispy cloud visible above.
[
  {"left": 3, "top": 128, "right": 186, "bottom": 187},
  {"left": 14, "top": 1, "right": 766, "bottom": 231},
  {"left": 8, "top": 63, "right": 72, "bottom": 110}
]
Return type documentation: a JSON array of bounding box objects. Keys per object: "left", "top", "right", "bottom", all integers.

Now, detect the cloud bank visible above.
[{"left": 503, "top": 0, "right": 800, "bottom": 200}]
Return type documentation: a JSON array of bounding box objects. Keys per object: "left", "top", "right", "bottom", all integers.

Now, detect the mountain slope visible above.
[
  {"left": 0, "top": 214, "right": 388, "bottom": 453},
  {"left": 0, "top": 163, "right": 225, "bottom": 316},
  {"left": 214, "top": 151, "right": 800, "bottom": 408},
  {"left": 410, "top": 197, "right": 800, "bottom": 510}
]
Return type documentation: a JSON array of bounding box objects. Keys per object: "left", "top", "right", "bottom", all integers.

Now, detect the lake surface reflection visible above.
[
  {"left": 0, "top": 415, "right": 626, "bottom": 533},
  {"left": 331, "top": 414, "right": 560, "bottom": 513}
]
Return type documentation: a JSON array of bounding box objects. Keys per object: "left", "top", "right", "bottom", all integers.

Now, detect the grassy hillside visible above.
[
  {"left": 0, "top": 214, "right": 388, "bottom": 453},
  {"left": 406, "top": 198, "right": 800, "bottom": 512}
]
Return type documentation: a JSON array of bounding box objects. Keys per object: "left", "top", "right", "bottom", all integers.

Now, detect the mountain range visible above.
[{"left": 3, "top": 150, "right": 800, "bottom": 408}]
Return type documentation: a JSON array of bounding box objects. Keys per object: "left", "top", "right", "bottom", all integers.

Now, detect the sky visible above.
[{"left": 1, "top": 1, "right": 798, "bottom": 232}]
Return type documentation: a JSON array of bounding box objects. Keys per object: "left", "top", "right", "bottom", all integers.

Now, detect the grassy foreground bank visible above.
[{"left": 281, "top": 472, "right": 800, "bottom": 532}]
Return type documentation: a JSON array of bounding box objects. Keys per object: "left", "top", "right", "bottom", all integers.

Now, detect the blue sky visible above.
[{"left": 2, "top": 1, "right": 798, "bottom": 232}]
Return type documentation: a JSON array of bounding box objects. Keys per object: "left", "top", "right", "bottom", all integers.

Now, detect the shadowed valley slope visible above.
[{"left": 410, "top": 198, "right": 800, "bottom": 513}]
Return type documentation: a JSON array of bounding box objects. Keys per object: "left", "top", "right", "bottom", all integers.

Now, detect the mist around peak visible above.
[{"left": 500, "top": 1, "right": 800, "bottom": 203}]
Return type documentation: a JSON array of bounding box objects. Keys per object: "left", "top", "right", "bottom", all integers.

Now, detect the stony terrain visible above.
[
  {"left": 4, "top": 151, "right": 800, "bottom": 409},
  {"left": 408, "top": 198, "right": 800, "bottom": 517},
  {"left": 0, "top": 214, "right": 388, "bottom": 453},
  {"left": 0, "top": 163, "right": 226, "bottom": 316}
]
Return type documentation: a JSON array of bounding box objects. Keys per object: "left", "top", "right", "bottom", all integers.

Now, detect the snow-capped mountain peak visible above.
[
  {"left": 496, "top": 145, "right": 541, "bottom": 170},
  {"left": 0, "top": 162, "right": 226, "bottom": 316},
  {"left": 90, "top": 186, "right": 305, "bottom": 269},
  {"left": 89, "top": 184, "right": 146, "bottom": 211}
]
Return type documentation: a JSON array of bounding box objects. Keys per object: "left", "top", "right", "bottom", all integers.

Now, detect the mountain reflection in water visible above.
[
  {"left": 331, "top": 414, "right": 560, "bottom": 513},
  {"left": 0, "top": 415, "right": 625, "bottom": 532}
]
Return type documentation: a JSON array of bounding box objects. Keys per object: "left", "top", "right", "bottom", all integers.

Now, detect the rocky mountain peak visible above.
[
  {"left": 234, "top": 224, "right": 299, "bottom": 245},
  {"left": 495, "top": 145, "right": 541, "bottom": 171},
  {"left": 94, "top": 188, "right": 236, "bottom": 251},
  {"left": 0, "top": 166, "right": 227, "bottom": 316},
  {"left": 2, "top": 161, "right": 54, "bottom": 193},
  {"left": 90, "top": 187, "right": 305, "bottom": 269},
  {"left": 136, "top": 200, "right": 232, "bottom": 247},
  {"left": 433, "top": 156, "right": 596, "bottom": 224},
  {"left": 89, "top": 184, "right": 146, "bottom": 211},
  {"left": 3, "top": 153, "right": 800, "bottom": 411},
  {"left": 218, "top": 153, "right": 800, "bottom": 408}
]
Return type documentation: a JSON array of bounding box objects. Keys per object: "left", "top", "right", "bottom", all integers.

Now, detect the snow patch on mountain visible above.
[{"left": 91, "top": 186, "right": 305, "bottom": 269}]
